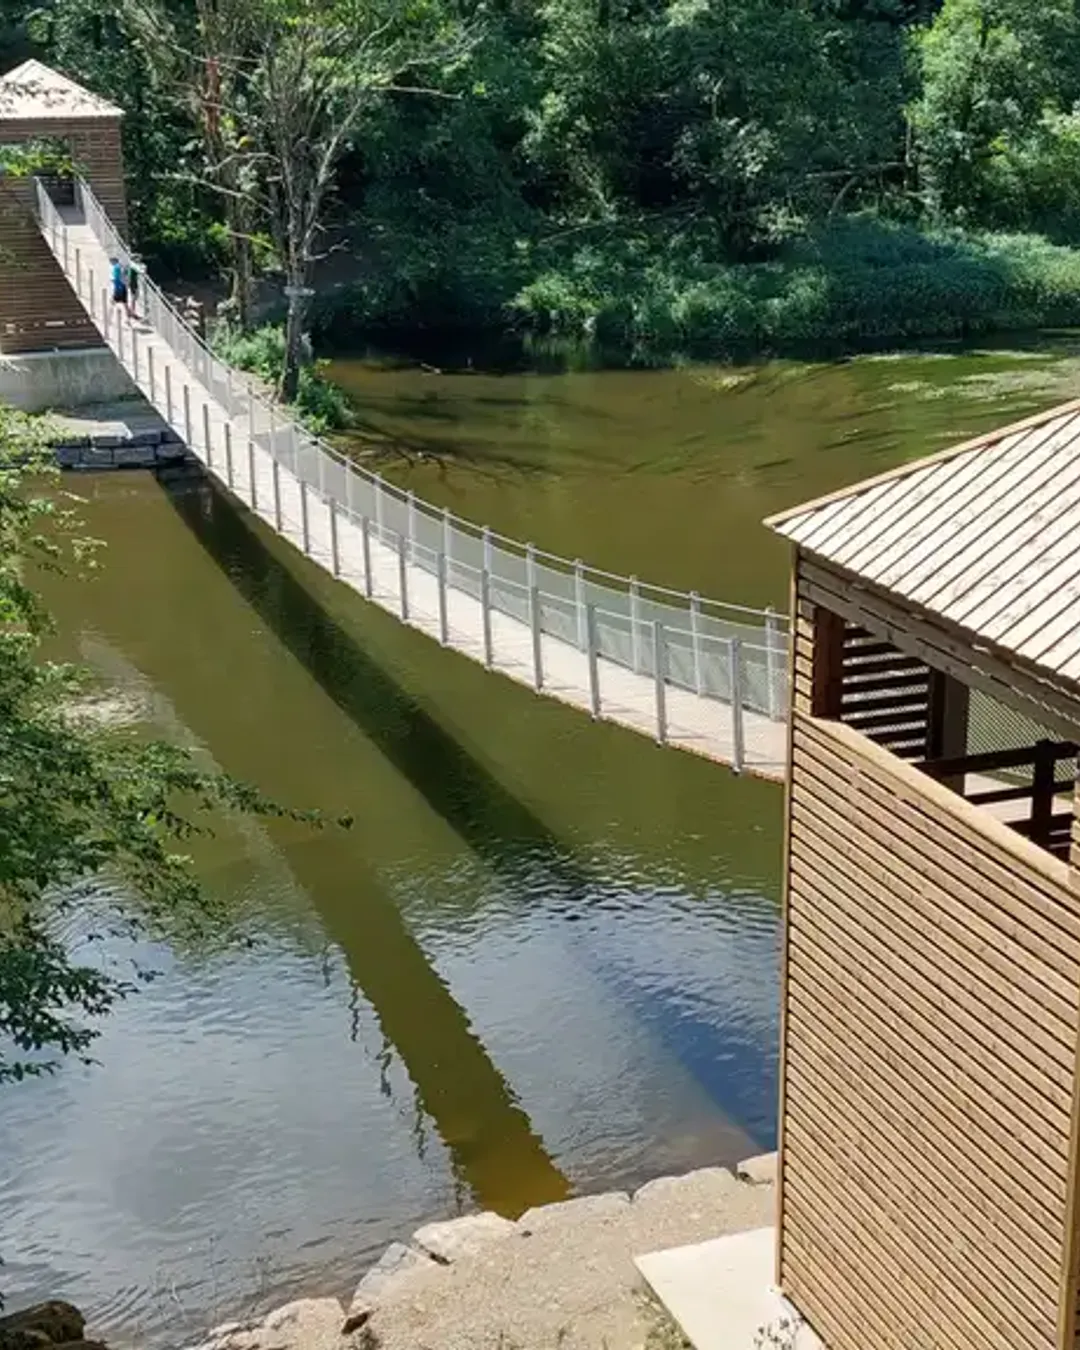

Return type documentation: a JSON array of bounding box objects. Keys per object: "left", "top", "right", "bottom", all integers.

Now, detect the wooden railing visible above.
[{"left": 917, "top": 739, "right": 1078, "bottom": 859}]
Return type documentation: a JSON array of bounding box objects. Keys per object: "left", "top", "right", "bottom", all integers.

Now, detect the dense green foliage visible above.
[
  {"left": 211, "top": 323, "right": 355, "bottom": 430},
  {"left": 0, "top": 406, "right": 311, "bottom": 1084},
  {"left": 13, "top": 0, "right": 1080, "bottom": 359}
]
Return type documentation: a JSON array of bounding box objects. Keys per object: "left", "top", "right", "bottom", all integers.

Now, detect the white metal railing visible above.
[{"left": 32, "top": 176, "right": 791, "bottom": 770}]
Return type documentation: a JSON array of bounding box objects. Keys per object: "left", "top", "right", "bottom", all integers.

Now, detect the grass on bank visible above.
[
  {"left": 211, "top": 322, "right": 354, "bottom": 432},
  {"left": 510, "top": 216, "right": 1080, "bottom": 363},
  {"left": 311, "top": 214, "right": 1080, "bottom": 367}
]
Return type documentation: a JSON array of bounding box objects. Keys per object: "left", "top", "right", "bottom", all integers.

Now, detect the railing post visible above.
[
  {"left": 361, "top": 515, "right": 373, "bottom": 597},
  {"left": 374, "top": 474, "right": 385, "bottom": 543},
  {"left": 272, "top": 459, "right": 283, "bottom": 530},
  {"left": 300, "top": 479, "right": 311, "bottom": 553},
  {"left": 183, "top": 384, "right": 193, "bottom": 448},
  {"left": 224, "top": 422, "right": 235, "bottom": 489},
  {"left": 345, "top": 465, "right": 354, "bottom": 522},
  {"left": 202, "top": 402, "right": 212, "bottom": 467},
  {"left": 575, "top": 560, "right": 586, "bottom": 650},
  {"left": 690, "top": 592, "right": 703, "bottom": 696},
  {"left": 587, "top": 604, "right": 601, "bottom": 718},
  {"left": 531, "top": 578, "right": 543, "bottom": 690},
  {"left": 63, "top": 227, "right": 69, "bottom": 273},
  {"left": 407, "top": 490, "right": 417, "bottom": 564},
  {"left": 729, "top": 637, "right": 745, "bottom": 774},
  {"left": 148, "top": 345, "right": 156, "bottom": 405},
  {"left": 483, "top": 525, "right": 493, "bottom": 576},
  {"left": 75, "top": 248, "right": 81, "bottom": 299},
  {"left": 654, "top": 621, "right": 668, "bottom": 745},
  {"left": 165, "top": 365, "right": 173, "bottom": 425},
  {"left": 248, "top": 440, "right": 258, "bottom": 509},
  {"left": 116, "top": 314, "right": 125, "bottom": 367},
  {"left": 765, "top": 607, "right": 782, "bottom": 720},
  {"left": 630, "top": 577, "right": 642, "bottom": 673},
  {"left": 1032, "top": 739, "right": 1057, "bottom": 848},
  {"left": 397, "top": 533, "right": 409, "bottom": 621},
  {"left": 131, "top": 328, "right": 139, "bottom": 385},
  {"left": 481, "top": 563, "right": 494, "bottom": 668},
  {"left": 330, "top": 501, "right": 341, "bottom": 578},
  {"left": 442, "top": 506, "right": 452, "bottom": 583},
  {"left": 437, "top": 551, "right": 449, "bottom": 645},
  {"left": 248, "top": 397, "right": 256, "bottom": 445},
  {"left": 88, "top": 269, "right": 95, "bottom": 320}
]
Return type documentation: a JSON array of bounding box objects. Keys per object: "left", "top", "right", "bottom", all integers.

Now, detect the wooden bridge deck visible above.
[{"left": 37, "top": 207, "right": 788, "bottom": 783}]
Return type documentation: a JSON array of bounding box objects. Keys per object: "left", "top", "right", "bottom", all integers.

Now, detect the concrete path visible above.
[{"left": 36, "top": 208, "right": 788, "bottom": 783}]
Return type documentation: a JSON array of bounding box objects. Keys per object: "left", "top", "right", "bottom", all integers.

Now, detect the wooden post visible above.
[
  {"left": 330, "top": 503, "right": 341, "bottom": 578},
  {"left": 481, "top": 565, "right": 493, "bottom": 668},
  {"left": 438, "top": 552, "right": 449, "bottom": 645},
  {"left": 811, "top": 605, "right": 846, "bottom": 719},
  {"left": 1032, "top": 738, "right": 1057, "bottom": 849},
  {"left": 587, "top": 604, "right": 601, "bottom": 718},
  {"left": 654, "top": 621, "right": 667, "bottom": 744},
  {"left": 361, "top": 516, "right": 373, "bottom": 597},
  {"left": 926, "top": 670, "right": 971, "bottom": 792}
]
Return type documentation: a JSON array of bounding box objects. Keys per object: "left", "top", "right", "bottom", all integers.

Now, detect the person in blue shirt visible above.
[{"left": 109, "top": 256, "right": 128, "bottom": 313}]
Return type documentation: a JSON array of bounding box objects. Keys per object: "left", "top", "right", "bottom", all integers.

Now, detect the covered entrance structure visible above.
[{"left": 768, "top": 398, "right": 1080, "bottom": 1350}]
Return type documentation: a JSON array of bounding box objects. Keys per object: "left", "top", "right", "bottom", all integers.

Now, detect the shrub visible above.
[{"left": 211, "top": 323, "right": 354, "bottom": 433}]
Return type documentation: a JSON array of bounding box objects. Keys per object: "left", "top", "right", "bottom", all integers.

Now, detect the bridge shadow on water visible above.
[{"left": 165, "top": 473, "right": 777, "bottom": 1170}]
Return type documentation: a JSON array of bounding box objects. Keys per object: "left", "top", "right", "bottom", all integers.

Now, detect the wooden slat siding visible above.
[
  {"left": 0, "top": 114, "right": 126, "bottom": 353},
  {"left": 778, "top": 574, "right": 1080, "bottom": 1350},
  {"left": 836, "top": 618, "right": 933, "bottom": 758},
  {"left": 802, "top": 552, "right": 1080, "bottom": 752}
]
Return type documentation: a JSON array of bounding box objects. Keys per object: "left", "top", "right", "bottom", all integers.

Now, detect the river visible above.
[{"left": 2, "top": 338, "right": 1077, "bottom": 1346}]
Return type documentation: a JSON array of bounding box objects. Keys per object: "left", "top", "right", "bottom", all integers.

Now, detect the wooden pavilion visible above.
[
  {"left": 0, "top": 60, "right": 126, "bottom": 353},
  {"left": 767, "top": 397, "right": 1080, "bottom": 1350}
]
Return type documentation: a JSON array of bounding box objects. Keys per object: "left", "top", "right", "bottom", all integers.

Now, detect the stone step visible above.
[{"left": 635, "top": 1226, "right": 822, "bottom": 1350}]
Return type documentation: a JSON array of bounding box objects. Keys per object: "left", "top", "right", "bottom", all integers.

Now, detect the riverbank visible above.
[
  {"left": 312, "top": 218, "right": 1080, "bottom": 369},
  {"left": 180, "top": 1155, "right": 776, "bottom": 1350}
]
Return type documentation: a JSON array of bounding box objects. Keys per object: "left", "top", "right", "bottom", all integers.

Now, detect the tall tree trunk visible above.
[{"left": 280, "top": 270, "right": 311, "bottom": 403}]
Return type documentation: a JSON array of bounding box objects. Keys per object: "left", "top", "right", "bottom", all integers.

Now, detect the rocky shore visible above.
[{"left": 183, "top": 1153, "right": 777, "bottom": 1350}]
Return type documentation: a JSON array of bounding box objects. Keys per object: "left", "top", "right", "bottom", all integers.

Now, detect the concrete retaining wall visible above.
[{"left": 0, "top": 347, "right": 137, "bottom": 412}]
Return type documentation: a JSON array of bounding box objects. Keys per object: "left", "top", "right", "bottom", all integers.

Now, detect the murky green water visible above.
[{"left": 3, "top": 339, "right": 1078, "bottom": 1346}]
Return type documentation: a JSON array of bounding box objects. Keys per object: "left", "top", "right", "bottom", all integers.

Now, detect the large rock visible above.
[
  {"left": 736, "top": 1152, "right": 778, "bottom": 1186},
  {"left": 346, "top": 1244, "right": 438, "bottom": 1329},
  {"left": 0, "top": 1304, "right": 86, "bottom": 1349},
  {"left": 517, "top": 1191, "right": 630, "bottom": 1234},
  {"left": 412, "top": 1213, "right": 516, "bottom": 1264},
  {"left": 260, "top": 1298, "right": 344, "bottom": 1350}
]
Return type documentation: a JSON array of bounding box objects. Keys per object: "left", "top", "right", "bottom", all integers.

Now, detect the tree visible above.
[{"left": 0, "top": 405, "right": 309, "bottom": 1082}]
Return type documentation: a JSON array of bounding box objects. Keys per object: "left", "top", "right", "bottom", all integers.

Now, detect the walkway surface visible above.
[{"left": 34, "top": 190, "right": 789, "bottom": 782}]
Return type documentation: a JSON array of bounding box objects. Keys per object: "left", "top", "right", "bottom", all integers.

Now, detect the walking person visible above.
[
  {"left": 126, "top": 257, "right": 141, "bottom": 323},
  {"left": 109, "top": 256, "right": 128, "bottom": 316}
]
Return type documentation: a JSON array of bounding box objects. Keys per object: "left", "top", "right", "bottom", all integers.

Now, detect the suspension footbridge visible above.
[{"left": 31, "top": 177, "right": 789, "bottom": 780}]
